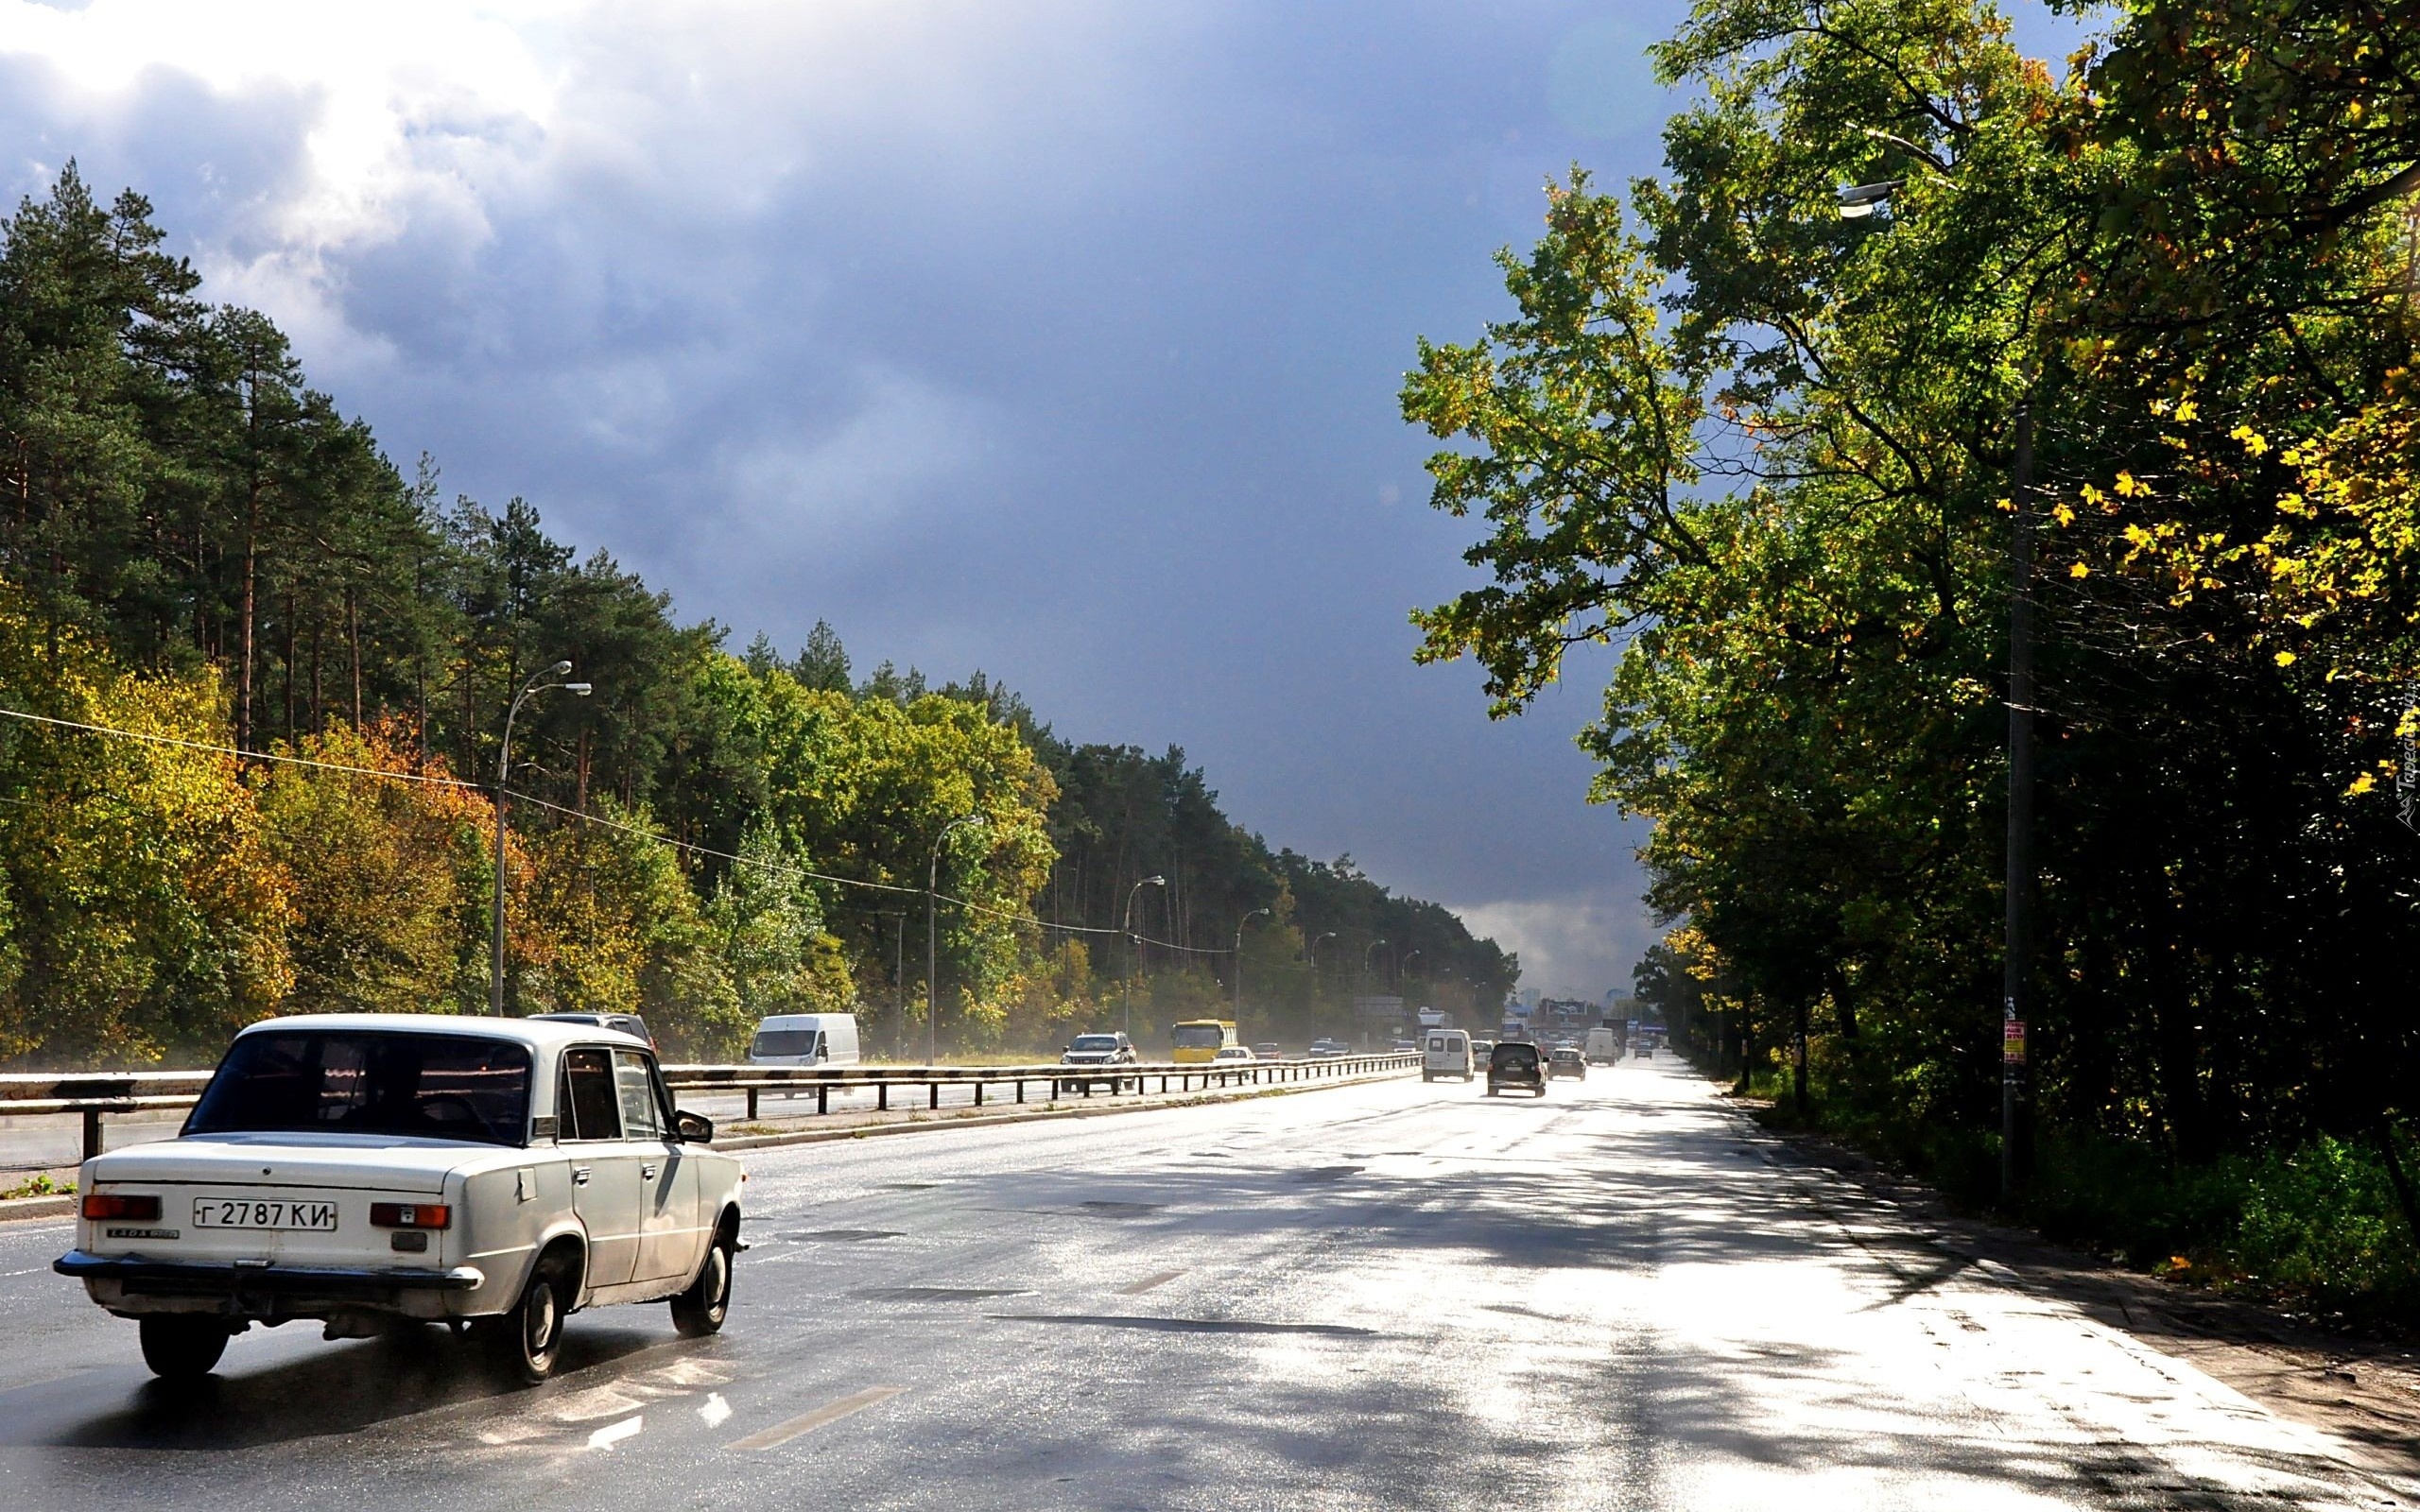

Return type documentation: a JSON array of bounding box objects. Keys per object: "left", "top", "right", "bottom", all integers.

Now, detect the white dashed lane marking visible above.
[{"left": 727, "top": 1386, "right": 908, "bottom": 1451}]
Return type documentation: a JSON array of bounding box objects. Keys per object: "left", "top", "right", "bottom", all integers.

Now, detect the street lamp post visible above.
[
  {"left": 1305, "top": 931, "right": 1337, "bottom": 973},
  {"left": 1232, "top": 907, "right": 1270, "bottom": 1033},
  {"left": 491, "top": 661, "right": 590, "bottom": 1017},
  {"left": 1362, "top": 938, "right": 1386, "bottom": 1048},
  {"left": 1305, "top": 931, "right": 1337, "bottom": 1040},
  {"left": 927, "top": 815, "right": 987, "bottom": 1066},
  {"left": 1841, "top": 176, "right": 2035, "bottom": 1200},
  {"left": 1122, "top": 875, "right": 1167, "bottom": 1040}
]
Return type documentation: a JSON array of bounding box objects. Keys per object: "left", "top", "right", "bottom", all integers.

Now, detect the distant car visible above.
[
  {"left": 1212, "top": 1045, "right": 1256, "bottom": 1064},
  {"left": 57, "top": 1014, "right": 741, "bottom": 1384},
  {"left": 528, "top": 1011, "right": 654, "bottom": 1049},
  {"left": 1305, "top": 1039, "right": 1349, "bottom": 1059},
  {"left": 1423, "top": 1029, "right": 1474, "bottom": 1083},
  {"left": 1487, "top": 1040, "right": 1545, "bottom": 1097},
  {"left": 1060, "top": 1032, "right": 1138, "bottom": 1091},
  {"left": 1469, "top": 1039, "right": 1495, "bottom": 1064},
  {"left": 1547, "top": 1046, "right": 1587, "bottom": 1080},
  {"left": 1390, "top": 1040, "right": 1419, "bottom": 1054},
  {"left": 1253, "top": 1041, "right": 1284, "bottom": 1059}
]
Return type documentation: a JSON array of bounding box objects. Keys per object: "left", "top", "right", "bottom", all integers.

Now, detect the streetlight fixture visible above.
[
  {"left": 1123, "top": 875, "right": 1167, "bottom": 1040},
  {"left": 1305, "top": 931, "right": 1337, "bottom": 972},
  {"left": 1835, "top": 179, "right": 1901, "bottom": 220},
  {"left": 1232, "top": 907, "right": 1270, "bottom": 1032},
  {"left": 1841, "top": 172, "right": 2034, "bottom": 1197},
  {"left": 491, "top": 661, "right": 590, "bottom": 1017},
  {"left": 927, "top": 815, "right": 988, "bottom": 1065}
]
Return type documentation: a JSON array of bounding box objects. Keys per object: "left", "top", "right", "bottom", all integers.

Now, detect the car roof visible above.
[{"left": 233, "top": 1012, "right": 645, "bottom": 1051}]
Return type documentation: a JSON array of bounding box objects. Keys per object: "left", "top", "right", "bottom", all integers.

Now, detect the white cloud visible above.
[{"left": 1451, "top": 887, "right": 1659, "bottom": 1002}]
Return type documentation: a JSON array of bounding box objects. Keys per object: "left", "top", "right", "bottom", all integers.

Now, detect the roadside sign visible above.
[{"left": 2003, "top": 1020, "right": 2027, "bottom": 1065}]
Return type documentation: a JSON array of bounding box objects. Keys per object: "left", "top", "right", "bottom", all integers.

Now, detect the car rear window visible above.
[
  {"left": 187, "top": 1031, "right": 532, "bottom": 1146},
  {"left": 1491, "top": 1043, "right": 1539, "bottom": 1068}
]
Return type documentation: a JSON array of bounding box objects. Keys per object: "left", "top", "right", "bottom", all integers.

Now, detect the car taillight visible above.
[
  {"left": 370, "top": 1202, "right": 451, "bottom": 1229},
  {"left": 82, "top": 1194, "right": 161, "bottom": 1221}
]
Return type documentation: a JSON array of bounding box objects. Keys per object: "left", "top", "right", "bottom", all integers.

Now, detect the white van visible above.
[
  {"left": 1423, "top": 1029, "right": 1473, "bottom": 1083},
  {"left": 747, "top": 1012, "right": 861, "bottom": 1066},
  {"left": 1585, "top": 1025, "right": 1619, "bottom": 1065}
]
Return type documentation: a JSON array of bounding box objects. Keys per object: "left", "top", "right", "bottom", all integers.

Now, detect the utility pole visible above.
[{"left": 2003, "top": 396, "right": 2036, "bottom": 1203}]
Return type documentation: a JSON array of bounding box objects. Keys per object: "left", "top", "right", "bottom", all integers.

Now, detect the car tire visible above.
[
  {"left": 487, "top": 1254, "right": 569, "bottom": 1385},
  {"left": 671, "top": 1228, "right": 735, "bottom": 1338},
  {"left": 138, "top": 1315, "right": 231, "bottom": 1381}
]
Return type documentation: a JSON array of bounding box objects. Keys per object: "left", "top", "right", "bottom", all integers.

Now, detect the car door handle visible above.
[
  {"left": 572, "top": 1165, "right": 592, "bottom": 1186},
  {"left": 641, "top": 1164, "right": 659, "bottom": 1180}
]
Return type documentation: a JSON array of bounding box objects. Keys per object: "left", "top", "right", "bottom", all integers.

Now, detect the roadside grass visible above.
[
  {"left": 1725, "top": 1052, "right": 2420, "bottom": 1330},
  {"left": 1, "top": 1172, "right": 71, "bottom": 1200}
]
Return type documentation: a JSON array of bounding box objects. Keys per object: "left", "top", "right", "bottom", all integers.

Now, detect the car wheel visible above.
[
  {"left": 487, "top": 1254, "right": 569, "bottom": 1385},
  {"left": 138, "top": 1315, "right": 231, "bottom": 1381},
  {"left": 671, "top": 1228, "right": 735, "bottom": 1338}
]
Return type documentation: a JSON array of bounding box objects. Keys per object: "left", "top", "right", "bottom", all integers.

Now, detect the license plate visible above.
[{"left": 192, "top": 1197, "right": 337, "bottom": 1230}]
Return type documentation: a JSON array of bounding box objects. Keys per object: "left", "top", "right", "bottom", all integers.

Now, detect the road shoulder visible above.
[{"left": 1720, "top": 1088, "right": 2420, "bottom": 1486}]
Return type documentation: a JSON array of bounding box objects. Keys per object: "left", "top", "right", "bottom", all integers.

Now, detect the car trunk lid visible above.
[{"left": 88, "top": 1133, "right": 475, "bottom": 1194}]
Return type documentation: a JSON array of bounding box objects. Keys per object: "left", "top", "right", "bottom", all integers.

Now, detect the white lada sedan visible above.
[{"left": 54, "top": 1014, "right": 745, "bottom": 1384}]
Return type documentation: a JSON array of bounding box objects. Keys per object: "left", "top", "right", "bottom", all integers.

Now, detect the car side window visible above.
[
  {"left": 561, "top": 1047, "right": 622, "bottom": 1141},
  {"left": 612, "top": 1049, "right": 663, "bottom": 1141}
]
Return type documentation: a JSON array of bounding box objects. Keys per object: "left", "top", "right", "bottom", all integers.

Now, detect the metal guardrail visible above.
[{"left": 0, "top": 1054, "right": 1422, "bottom": 1162}]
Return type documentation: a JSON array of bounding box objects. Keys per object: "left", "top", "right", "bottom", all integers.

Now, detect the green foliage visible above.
[{"left": 1411, "top": 0, "right": 2420, "bottom": 1308}]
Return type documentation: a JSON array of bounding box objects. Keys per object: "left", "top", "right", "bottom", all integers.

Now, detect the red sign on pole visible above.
[{"left": 2002, "top": 1020, "right": 2027, "bottom": 1065}]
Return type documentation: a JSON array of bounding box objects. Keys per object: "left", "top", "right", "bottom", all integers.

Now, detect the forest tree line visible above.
[
  {"left": 1409, "top": 0, "right": 2420, "bottom": 1316},
  {"left": 0, "top": 164, "right": 1512, "bottom": 1068}
]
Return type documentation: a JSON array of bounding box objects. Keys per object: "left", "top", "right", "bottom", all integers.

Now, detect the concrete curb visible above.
[
  {"left": 712, "top": 1066, "right": 1413, "bottom": 1154},
  {"left": 0, "top": 1069, "right": 1416, "bottom": 1222},
  {"left": 0, "top": 1193, "right": 75, "bottom": 1223}
]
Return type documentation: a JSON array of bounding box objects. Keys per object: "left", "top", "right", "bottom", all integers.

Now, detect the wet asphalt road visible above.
[{"left": 0, "top": 1057, "right": 2410, "bottom": 1510}]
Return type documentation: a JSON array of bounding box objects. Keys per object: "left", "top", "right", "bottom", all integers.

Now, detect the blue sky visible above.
[{"left": 0, "top": 0, "right": 2093, "bottom": 996}]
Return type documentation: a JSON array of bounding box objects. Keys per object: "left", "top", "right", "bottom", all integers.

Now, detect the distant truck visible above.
[{"left": 1585, "top": 1025, "right": 1619, "bottom": 1065}]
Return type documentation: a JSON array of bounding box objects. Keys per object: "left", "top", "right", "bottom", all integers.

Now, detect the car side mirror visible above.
[{"left": 676, "top": 1110, "right": 715, "bottom": 1143}]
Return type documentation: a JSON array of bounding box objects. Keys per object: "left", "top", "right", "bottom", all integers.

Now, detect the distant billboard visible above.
[{"left": 1352, "top": 994, "right": 1405, "bottom": 1022}]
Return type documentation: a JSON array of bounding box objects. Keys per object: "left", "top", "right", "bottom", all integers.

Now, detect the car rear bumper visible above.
[{"left": 56, "top": 1249, "right": 485, "bottom": 1320}]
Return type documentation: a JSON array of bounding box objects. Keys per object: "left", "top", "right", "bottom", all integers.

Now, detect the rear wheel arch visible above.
[{"left": 535, "top": 1231, "right": 587, "bottom": 1310}]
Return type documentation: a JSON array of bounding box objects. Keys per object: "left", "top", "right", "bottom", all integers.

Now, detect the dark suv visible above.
[
  {"left": 1060, "top": 1032, "right": 1138, "bottom": 1092},
  {"left": 1487, "top": 1040, "right": 1545, "bottom": 1097}
]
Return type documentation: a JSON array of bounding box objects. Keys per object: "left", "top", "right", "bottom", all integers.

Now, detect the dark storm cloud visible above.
[{"left": 0, "top": 0, "right": 2091, "bottom": 992}]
